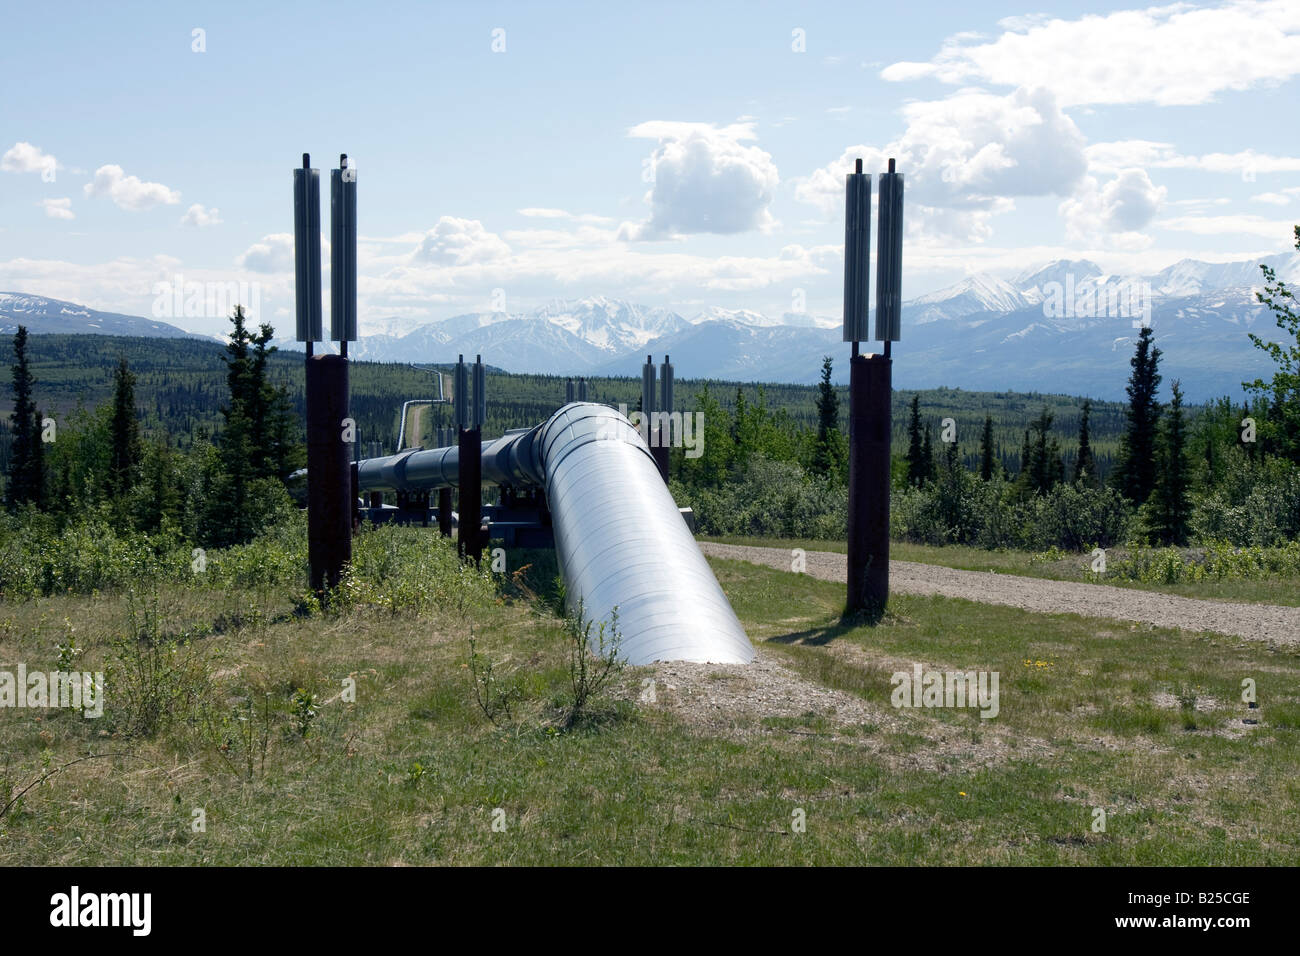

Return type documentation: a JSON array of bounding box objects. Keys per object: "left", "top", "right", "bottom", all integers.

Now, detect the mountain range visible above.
[{"left": 4, "top": 251, "right": 1297, "bottom": 402}]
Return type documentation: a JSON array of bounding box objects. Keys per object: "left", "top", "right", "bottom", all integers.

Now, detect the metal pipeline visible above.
[{"left": 356, "top": 403, "right": 753, "bottom": 665}]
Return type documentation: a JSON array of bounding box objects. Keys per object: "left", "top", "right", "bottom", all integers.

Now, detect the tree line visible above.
[{"left": 5, "top": 306, "right": 302, "bottom": 548}]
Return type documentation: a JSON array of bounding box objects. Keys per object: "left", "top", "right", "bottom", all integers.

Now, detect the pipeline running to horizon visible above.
[{"left": 355, "top": 402, "right": 754, "bottom": 666}]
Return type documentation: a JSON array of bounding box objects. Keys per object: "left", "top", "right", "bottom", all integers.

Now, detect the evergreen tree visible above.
[
  {"left": 108, "top": 356, "right": 142, "bottom": 499},
  {"left": 1073, "top": 398, "right": 1096, "bottom": 486},
  {"left": 6, "top": 326, "right": 43, "bottom": 509},
  {"left": 1018, "top": 406, "right": 1064, "bottom": 495},
  {"left": 920, "top": 424, "right": 934, "bottom": 486},
  {"left": 1149, "top": 380, "right": 1191, "bottom": 545},
  {"left": 905, "top": 395, "right": 925, "bottom": 486},
  {"left": 978, "top": 414, "right": 996, "bottom": 481},
  {"left": 811, "top": 357, "right": 843, "bottom": 480},
  {"left": 1112, "top": 326, "right": 1163, "bottom": 504}
]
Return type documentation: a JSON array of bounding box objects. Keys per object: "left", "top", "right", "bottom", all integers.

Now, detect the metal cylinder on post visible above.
[
  {"left": 456, "top": 355, "right": 485, "bottom": 564},
  {"left": 843, "top": 156, "right": 889, "bottom": 617},
  {"left": 655, "top": 355, "right": 673, "bottom": 483},
  {"left": 297, "top": 153, "right": 354, "bottom": 597}
]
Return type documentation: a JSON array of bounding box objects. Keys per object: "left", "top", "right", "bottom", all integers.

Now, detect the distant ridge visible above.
[
  {"left": 5, "top": 250, "right": 1298, "bottom": 400},
  {"left": 0, "top": 293, "right": 196, "bottom": 339}
]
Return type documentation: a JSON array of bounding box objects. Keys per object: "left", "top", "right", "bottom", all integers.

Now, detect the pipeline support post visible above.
[
  {"left": 847, "top": 353, "right": 891, "bottom": 615},
  {"left": 844, "top": 156, "right": 903, "bottom": 618},
  {"left": 297, "top": 152, "right": 355, "bottom": 599},
  {"left": 305, "top": 353, "right": 352, "bottom": 594},
  {"left": 456, "top": 355, "right": 486, "bottom": 564}
]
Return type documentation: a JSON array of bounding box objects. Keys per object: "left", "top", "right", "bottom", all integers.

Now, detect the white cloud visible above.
[
  {"left": 1061, "top": 169, "right": 1167, "bottom": 246},
  {"left": 797, "top": 87, "right": 1086, "bottom": 241},
  {"left": 1087, "top": 141, "right": 1300, "bottom": 177},
  {"left": 621, "top": 120, "right": 779, "bottom": 240},
  {"left": 882, "top": 0, "right": 1300, "bottom": 107},
  {"left": 238, "top": 233, "right": 295, "bottom": 273},
  {"left": 1155, "top": 213, "right": 1297, "bottom": 239},
  {"left": 2, "top": 141, "right": 58, "bottom": 177},
  {"left": 180, "top": 203, "right": 222, "bottom": 227},
  {"left": 39, "top": 198, "right": 74, "bottom": 221},
  {"left": 1251, "top": 192, "right": 1293, "bottom": 205},
  {"left": 517, "top": 208, "right": 613, "bottom": 224},
  {"left": 412, "top": 217, "right": 511, "bottom": 266},
  {"left": 83, "top": 164, "right": 180, "bottom": 210}
]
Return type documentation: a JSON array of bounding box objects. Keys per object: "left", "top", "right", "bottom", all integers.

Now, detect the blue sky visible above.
[{"left": 2, "top": 0, "right": 1298, "bottom": 337}]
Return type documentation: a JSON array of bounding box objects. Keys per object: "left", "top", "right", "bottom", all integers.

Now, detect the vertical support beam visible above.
[
  {"left": 350, "top": 460, "right": 359, "bottom": 531},
  {"left": 305, "top": 353, "right": 352, "bottom": 596},
  {"left": 458, "top": 425, "right": 482, "bottom": 564},
  {"left": 847, "top": 353, "right": 891, "bottom": 616},
  {"left": 438, "top": 487, "right": 453, "bottom": 537},
  {"left": 436, "top": 425, "right": 452, "bottom": 537}
]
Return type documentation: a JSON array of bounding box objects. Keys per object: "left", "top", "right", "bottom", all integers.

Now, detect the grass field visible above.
[
  {"left": 2, "top": 528, "right": 1296, "bottom": 865},
  {"left": 700, "top": 534, "right": 1300, "bottom": 607}
]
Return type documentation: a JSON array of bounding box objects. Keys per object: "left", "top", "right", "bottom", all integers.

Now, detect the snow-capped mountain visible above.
[
  {"left": 11, "top": 249, "right": 1299, "bottom": 400},
  {"left": 0, "top": 293, "right": 194, "bottom": 338},
  {"left": 536, "top": 296, "right": 688, "bottom": 351},
  {"left": 908, "top": 274, "right": 1031, "bottom": 322}
]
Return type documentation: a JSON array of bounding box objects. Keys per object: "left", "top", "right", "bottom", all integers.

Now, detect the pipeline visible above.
[{"left": 356, "top": 403, "right": 753, "bottom": 666}]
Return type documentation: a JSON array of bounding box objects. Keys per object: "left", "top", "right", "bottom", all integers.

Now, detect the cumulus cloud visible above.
[
  {"left": 180, "top": 203, "right": 222, "bottom": 227},
  {"left": 2, "top": 141, "right": 58, "bottom": 177},
  {"left": 1086, "top": 141, "right": 1300, "bottom": 177},
  {"left": 1154, "top": 213, "right": 1297, "bottom": 239},
  {"left": 40, "top": 198, "right": 74, "bottom": 221},
  {"left": 238, "top": 233, "right": 295, "bottom": 273},
  {"left": 83, "top": 164, "right": 180, "bottom": 210},
  {"left": 1060, "top": 168, "right": 1167, "bottom": 245},
  {"left": 621, "top": 120, "right": 779, "bottom": 240},
  {"left": 881, "top": 0, "right": 1300, "bottom": 107},
  {"left": 518, "top": 208, "right": 613, "bottom": 224},
  {"left": 797, "top": 87, "right": 1086, "bottom": 241},
  {"left": 412, "top": 217, "right": 511, "bottom": 265}
]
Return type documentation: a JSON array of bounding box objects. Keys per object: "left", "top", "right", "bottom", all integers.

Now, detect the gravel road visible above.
[{"left": 698, "top": 542, "right": 1300, "bottom": 645}]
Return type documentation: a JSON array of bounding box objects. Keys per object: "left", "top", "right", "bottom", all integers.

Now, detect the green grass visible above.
[
  {"left": 699, "top": 534, "right": 1300, "bottom": 606},
  {"left": 1, "top": 529, "right": 1297, "bottom": 865}
]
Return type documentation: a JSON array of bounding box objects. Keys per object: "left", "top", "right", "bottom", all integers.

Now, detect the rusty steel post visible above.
[
  {"left": 305, "top": 353, "right": 352, "bottom": 596},
  {"left": 458, "top": 425, "right": 482, "bottom": 564},
  {"left": 847, "top": 353, "right": 891, "bottom": 615}
]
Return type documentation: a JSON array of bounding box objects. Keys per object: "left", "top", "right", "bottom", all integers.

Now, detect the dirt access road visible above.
[{"left": 698, "top": 542, "right": 1300, "bottom": 645}]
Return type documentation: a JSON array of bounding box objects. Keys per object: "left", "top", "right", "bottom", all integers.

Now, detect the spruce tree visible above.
[
  {"left": 1073, "top": 399, "right": 1096, "bottom": 486},
  {"left": 920, "top": 424, "right": 934, "bottom": 486},
  {"left": 978, "top": 414, "right": 996, "bottom": 481},
  {"left": 109, "top": 356, "right": 142, "bottom": 499},
  {"left": 811, "top": 357, "right": 840, "bottom": 478},
  {"left": 1018, "top": 407, "right": 1063, "bottom": 495},
  {"left": 6, "top": 326, "right": 43, "bottom": 509},
  {"left": 1150, "top": 380, "right": 1191, "bottom": 545},
  {"left": 1112, "top": 326, "right": 1162, "bottom": 504},
  {"left": 905, "top": 395, "right": 925, "bottom": 487}
]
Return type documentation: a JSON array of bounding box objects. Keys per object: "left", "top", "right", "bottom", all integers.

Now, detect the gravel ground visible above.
[
  {"left": 698, "top": 542, "right": 1300, "bottom": 645},
  {"left": 626, "top": 657, "right": 1054, "bottom": 772}
]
